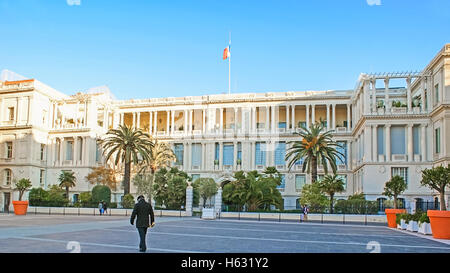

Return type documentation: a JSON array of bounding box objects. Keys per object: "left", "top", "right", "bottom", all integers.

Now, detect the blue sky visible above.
[{"left": 1, "top": 0, "right": 449, "bottom": 100}]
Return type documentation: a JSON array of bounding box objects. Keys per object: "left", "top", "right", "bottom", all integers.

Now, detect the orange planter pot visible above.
[
  {"left": 427, "top": 210, "right": 450, "bottom": 239},
  {"left": 385, "top": 209, "right": 406, "bottom": 228},
  {"left": 12, "top": 201, "right": 29, "bottom": 215}
]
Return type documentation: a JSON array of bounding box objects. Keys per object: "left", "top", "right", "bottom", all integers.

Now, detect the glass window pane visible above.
[
  {"left": 295, "top": 175, "right": 306, "bottom": 190},
  {"left": 223, "top": 144, "right": 234, "bottom": 166},
  {"left": 274, "top": 142, "right": 286, "bottom": 165},
  {"left": 391, "top": 126, "right": 405, "bottom": 154}
]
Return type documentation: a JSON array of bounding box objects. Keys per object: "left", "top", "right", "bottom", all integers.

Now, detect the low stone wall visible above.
[
  {"left": 26, "top": 206, "right": 186, "bottom": 217},
  {"left": 219, "top": 212, "right": 387, "bottom": 224}
]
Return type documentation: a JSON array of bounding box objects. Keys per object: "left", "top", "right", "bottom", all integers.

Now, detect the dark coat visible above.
[{"left": 130, "top": 199, "right": 155, "bottom": 228}]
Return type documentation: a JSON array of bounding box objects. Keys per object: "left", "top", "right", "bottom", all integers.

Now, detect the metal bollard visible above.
[{"left": 343, "top": 214, "right": 345, "bottom": 225}]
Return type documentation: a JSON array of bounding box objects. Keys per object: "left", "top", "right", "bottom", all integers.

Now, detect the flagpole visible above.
[{"left": 228, "top": 32, "right": 231, "bottom": 95}]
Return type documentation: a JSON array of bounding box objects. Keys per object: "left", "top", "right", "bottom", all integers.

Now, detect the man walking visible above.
[{"left": 130, "top": 195, "right": 155, "bottom": 252}]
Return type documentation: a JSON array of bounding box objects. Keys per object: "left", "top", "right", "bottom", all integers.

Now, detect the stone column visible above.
[
  {"left": 154, "top": 111, "right": 158, "bottom": 133},
  {"left": 372, "top": 79, "right": 377, "bottom": 113},
  {"left": 421, "top": 78, "right": 426, "bottom": 113},
  {"left": 372, "top": 125, "right": 378, "bottom": 162},
  {"left": 421, "top": 124, "right": 427, "bottom": 162},
  {"left": 184, "top": 110, "right": 188, "bottom": 135},
  {"left": 171, "top": 110, "right": 175, "bottom": 134},
  {"left": 166, "top": 110, "right": 170, "bottom": 133},
  {"left": 348, "top": 140, "right": 352, "bottom": 170},
  {"left": 73, "top": 137, "right": 78, "bottom": 166},
  {"left": 241, "top": 108, "right": 245, "bottom": 133},
  {"left": 271, "top": 105, "right": 276, "bottom": 133},
  {"left": 219, "top": 142, "right": 223, "bottom": 170},
  {"left": 406, "top": 77, "right": 412, "bottom": 113},
  {"left": 185, "top": 185, "right": 193, "bottom": 216},
  {"left": 59, "top": 137, "right": 64, "bottom": 166},
  {"left": 203, "top": 109, "right": 206, "bottom": 134},
  {"left": 365, "top": 126, "right": 372, "bottom": 162},
  {"left": 149, "top": 111, "right": 153, "bottom": 134},
  {"left": 189, "top": 110, "right": 193, "bottom": 133},
  {"left": 219, "top": 108, "right": 224, "bottom": 133},
  {"left": 332, "top": 104, "right": 336, "bottom": 130},
  {"left": 251, "top": 141, "right": 256, "bottom": 169},
  {"left": 233, "top": 141, "right": 238, "bottom": 170},
  {"left": 364, "top": 80, "right": 370, "bottom": 115},
  {"left": 214, "top": 187, "right": 223, "bottom": 216},
  {"left": 326, "top": 104, "right": 330, "bottom": 130},
  {"left": 306, "top": 104, "right": 310, "bottom": 129},
  {"left": 265, "top": 106, "right": 270, "bottom": 132},
  {"left": 311, "top": 104, "right": 315, "bottom": 126},
  {"left": 291, "top": 104, "right": 295, "bottom": 130},
  {"left": 234, "top": 108, "right": 238, "bottom": 133},
  {"left": 132, "top": 112, "right": 136, "bottom": 129},
  {"left": 285, "top": 105, "right": 290, "bottom": 130},
  {"left": 407, "top": 124, "right": 414, "bottom": 162},
  {"left": 385, "top": 125, "right": 391, "bottom": 162},
  {"left": 384, "top": 78, "right": 390, "bottom": 113},
  {"left": 347, "top": 104, "right": 351, "bottom": 131}
]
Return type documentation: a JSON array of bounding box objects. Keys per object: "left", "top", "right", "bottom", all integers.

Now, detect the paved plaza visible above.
[{"left": 0, "top": 214, "right": 449, "bottom": 253}]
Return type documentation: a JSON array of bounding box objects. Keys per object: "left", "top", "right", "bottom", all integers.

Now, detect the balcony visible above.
[{"left": 392, "top": 154, "right": 406, "bottom": 162}]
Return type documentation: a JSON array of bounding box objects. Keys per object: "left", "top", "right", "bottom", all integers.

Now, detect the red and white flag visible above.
[{"left": 223, "top": 46, "right": 230, "bottom": 60}]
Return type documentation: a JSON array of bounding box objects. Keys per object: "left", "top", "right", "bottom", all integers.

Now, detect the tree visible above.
[
  {"left": 29, "top": 187, "right": 49, "bottom": 205},
  {"left": 318, "top": 175, "right": 345, "bottom": 214},
  {"left": 299, "top": 182, "right": 328, "bottom": 211},
  {"left": 222, "top": 169, "right": 283, "bottom": 211},
  {"left": 133, "top": 173, "right": 154, "bottom": 202},
  {"left": 14, "top": 178, "right": 32, "bottom": 201},
  {"left": 193, "top": 178, "right": 218, "bottom": 208},
  {"left": 58, "top": 171, "right": 76, "bottom": 200},
  {"left": 382, "top": 175, "right": 407, "bottom": 209},
  {"left": 100, "top": 125, "right": 153, "bottom": 195},
  {"left": 420, "top": 165, "right": 449, "bottom": 211},
  {"left": 91, "top": 185, "right": 111, "bottom": 203},
  {"left": 85, "top": 166, "right": 118, "bottom": 191},
  {"left": 122, "top": 194, "right": 135, "bottom": 209},
  {"left": 285, "top": 121, "right": 345, "bottom": 183},
  {"left": 152, "top": 167, "right": 189, "bottom": 209}
]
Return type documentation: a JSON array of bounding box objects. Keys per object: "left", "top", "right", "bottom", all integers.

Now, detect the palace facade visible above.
[{"left": 1, "top": 44, "right": 449, "bottom": 211}]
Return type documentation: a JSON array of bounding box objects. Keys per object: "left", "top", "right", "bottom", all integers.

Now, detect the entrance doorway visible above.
[{"left": 4, "top": 193, "right": 11, "bottom": 213}]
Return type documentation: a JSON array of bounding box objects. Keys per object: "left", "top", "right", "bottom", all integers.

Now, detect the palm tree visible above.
[
  {"left": 141, "top": 138, "right": 176, "bottom": 175},
  {"left": 99, "top": 125, "right": 153, "bottom": 195},
  {"left": 285, "top": 121, "right": 345, "bottom": 183},
  {"left": 58, "top": 170, "right": 76, "bottom": 200},
  {"left": 319, "top": 174, "right": 345, "bottom": 214}
]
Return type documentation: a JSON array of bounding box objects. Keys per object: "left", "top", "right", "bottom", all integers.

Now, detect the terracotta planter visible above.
[
  {"left": 427, "top": 210, "right": 450, "bottom": 239},
  {"left": 12, "top": 201, "right": 29, "bottom": 215},
  {"left": 385, "top": 209, "right": 406, "bottom": 228}
]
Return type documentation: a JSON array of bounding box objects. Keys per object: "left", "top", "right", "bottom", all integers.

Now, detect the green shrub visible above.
[
  {"left": 29, "top": 187, "right": 50, "bottom": 206},
  {"left": 91, "top": 185, "right": 111, "bottom": 203},
  {"left": 122, "top": 194, "right": 135, "bottom": 209},
  {"left": 396, "top": 213, "right": 409, "bottom": 225},
  {"left": 418, "top": 212, "right": 430, "bottom": 224}
]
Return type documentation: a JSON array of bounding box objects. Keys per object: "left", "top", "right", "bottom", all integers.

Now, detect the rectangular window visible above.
[
  {"left": 377, "top": 126, "right": 385, "bottom": 155},
  {"left": 435, "top": 84, "right": 439, "bottom": 104},
  {"left": 255, "top": 142, "right": 266, "bottom": 166},
  {"left": 191, "top": 143, "right": 202, "bottom": 167},
  {"left": 413, "top": 126, "right": 420, "bottom": 155},
  {"left": 435, "top": 128, "right": 441, "bottom": 154},
  {"left": 40, "top": 144, "right": 45, "bottom": 160},
  {"left": 278, "top": 122, "right": 286, "bottom": 129},
  {"left": 174, "top": 143, "right": 184, "bottom": 165},
  {"left": 95, "top": 143, "right": 101, "bottom": 162},
  {"left": 295, "top": 175, "right": 306, "bottom": 190},
  {"left": 237, "top": 142, "right": 242, "bottom": 161},
  {"left": 277, "top": 174, "right": 285, "bottom": 190},
  {"left": 215, "top": 143, "right": 219, "bottom": 161},
  {"left": 299, "top": 121, "right": 307, "bottom": 129},
  {"left": 6, "top": 142, "right": 13, "bottom": 159},
  {"left": 223, "top": 143, "right": 234, "bottom": 166},
  {"left": 40, "top": 170, "right": 45, "bottom": 185},
  {"left": 274, "top": 142, "right": 286, "bottom": 166},
  {"left": 392, "top": 167, "right": 408, "bottom": 186},
  {"left": 66, "top": 141, "right": 73, "bottom": 161},
  {"left": 336, "top": 141, "right": 347, "bottom": 165},
  {"left": 5, "top": 170, "right": 11, "bottom": 185},
  {"left": 391, "top": 126, "right": 405, "bottom": 155},
  {"left": 78, "top": 138, "right": 83, "bottom": 161},
  {"left": 8, "top": 107, "right": 14, "bottom": 121}
]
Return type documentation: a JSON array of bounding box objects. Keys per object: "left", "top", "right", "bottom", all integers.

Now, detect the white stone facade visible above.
[{"left": 1, "top": 44, "right": 449, "bottom": 211}]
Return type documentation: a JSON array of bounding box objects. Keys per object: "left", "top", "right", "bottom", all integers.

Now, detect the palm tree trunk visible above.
[
  {"left": 440, "top": 190, "right": 446, "bottom": 211},
  {"left": 330, "top": 193, "right": 334, "bottom": 214},
  {"left": 66, "top": 187, "right": 70, "bottom": 201},
  {"left": 311, "top": 155, "right": 318, "bottom": 183},
  {"left": 124, "top": 161, "right": 131, "bottom": 195}
]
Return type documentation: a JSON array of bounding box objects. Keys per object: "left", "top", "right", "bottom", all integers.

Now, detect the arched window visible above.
[{"left": 4, "top": 169, "right": 12, "bottom": 186}]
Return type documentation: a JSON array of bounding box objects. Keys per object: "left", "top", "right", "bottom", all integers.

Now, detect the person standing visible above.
[
  {"left": 303, "top": 204, "right": 309, "bottom": 221},
  {"left": 103, "top": 201, "right": 108, "bottom": 215},
  {"left": 98, "top": 201, "right": 104, "bottom": 215},
  {"left": 130, "top": 195, "right": 155, "bottom": 252}
]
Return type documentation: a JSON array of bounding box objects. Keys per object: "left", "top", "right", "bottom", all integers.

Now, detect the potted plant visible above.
[
  {"left": 396, "top": 213, "right": 407, "bottom": 229},
  {"left": 12, "top": 178, "right": 32, "bottom": 215},
  {"left": 421, "top": 165, "right": 450, "bottom": 239},
  {"left": 406, "top": 212, "right": 420, "bottom": 232},
  {"left": 383, "top": 175, "right": 407, "bottom": 228},
  {"left": 236, "top": 159, "right": 242, "bottom": 166},
  {"left": 214, "top": 159, "right": 219, "bottom": 166},
  {"left": 418, "top": 212, "right": 432, "bottom": 235}
]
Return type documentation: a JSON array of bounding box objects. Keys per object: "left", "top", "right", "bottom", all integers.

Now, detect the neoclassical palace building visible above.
[{"left": 1, "top": 44, "right": 449, "bottom": 211}]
